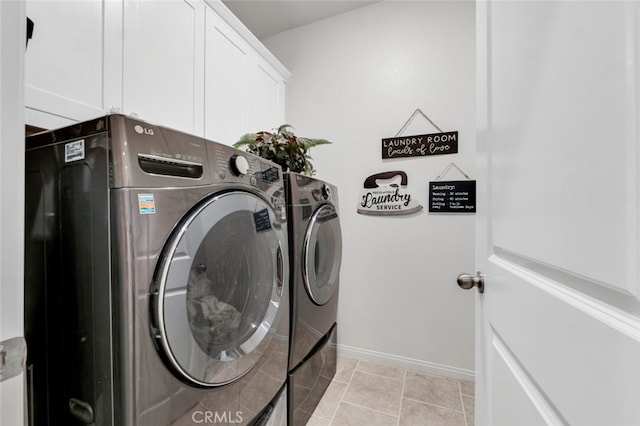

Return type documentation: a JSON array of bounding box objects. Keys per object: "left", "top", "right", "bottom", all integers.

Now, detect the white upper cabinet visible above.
[
  {"left": 24, "top": 0, "right": 288, "bottom": 137},
  {"left": 204, "top": 8, "right": 250, "bottom": 144},
  {"left": 24, "top": 0, "right": 121, "bottom": 129},
  {"left": 247, "top": 55, "right": 286, "bottom": 133},
  {"left": 122, "top": 0, "right": 205, "bottom": 136},
  {"left": 203, "top": 5, "right": 287, "bottom": 145}
]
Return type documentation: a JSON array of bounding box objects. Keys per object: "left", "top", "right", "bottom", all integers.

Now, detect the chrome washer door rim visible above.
[
  {"left": 152, "top": 190, "right": 287, "bottom": 387},
  {"left": 302, "top": 203, "right": 342, "bottom": 306}
]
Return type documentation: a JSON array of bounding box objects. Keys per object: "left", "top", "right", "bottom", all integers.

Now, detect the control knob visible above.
[
  {"left": 229, "top": 154, "right": 250, "bottom": 176},
  {"left": 321, "top": 184, "right": 332, "bottom": 200}
]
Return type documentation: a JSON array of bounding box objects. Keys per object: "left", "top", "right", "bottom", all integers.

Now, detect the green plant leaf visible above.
[{"left": 234, "top": 125, "right": 332, "bottom": 175}]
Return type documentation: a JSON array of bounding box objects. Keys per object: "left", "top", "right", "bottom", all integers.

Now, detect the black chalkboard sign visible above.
[
  {"left": 429, "top": 180, "right": 476, "bottom": 213},
  {"left": 382, "top": 131, "right": 458, "bottom": 159}
]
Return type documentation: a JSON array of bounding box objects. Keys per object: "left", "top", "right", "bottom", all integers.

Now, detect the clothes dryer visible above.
[
  {"left": 284, "top": 173, "right": 342, "bottom": 426},
  {"left": 24, "top": 115, "right": 289, "bottom": 426}
]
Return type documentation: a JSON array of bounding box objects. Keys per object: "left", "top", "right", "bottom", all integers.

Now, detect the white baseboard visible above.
[{"left": 337, "top": 344, "right": 475, "bottom": 382}]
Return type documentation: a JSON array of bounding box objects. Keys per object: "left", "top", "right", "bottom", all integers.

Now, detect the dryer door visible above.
[
  {"left": 302, "top": 204, "right": 342, "bottom": 305},
  {"left": 151, "top": 191, "right": 288, "bottom": 387}
]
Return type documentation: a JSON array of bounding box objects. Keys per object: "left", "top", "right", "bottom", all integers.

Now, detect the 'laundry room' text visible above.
[{"left": 381, "top": 131, "right": 459, "bottom": 159}]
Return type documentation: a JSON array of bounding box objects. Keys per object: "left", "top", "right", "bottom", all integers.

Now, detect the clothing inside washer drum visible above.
[{"left": 187, "top": 268, "right": 242, "bottom": 354}]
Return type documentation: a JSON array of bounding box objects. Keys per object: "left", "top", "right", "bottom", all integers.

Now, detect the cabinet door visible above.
[
  {"left": 204, "top": 8, "right": 249, "bottom": 145},
  {"left": 25, "top": 0, "right": 121, "bottom": 129},
  {"left": 204, "top": 6, "right": 287, "bottom": 145},
  {"left": 247, "top": 55, "right": 285, "bottom": 133},
  {"left": 123, "top": 0, "right": 204, "bottom": 135}
]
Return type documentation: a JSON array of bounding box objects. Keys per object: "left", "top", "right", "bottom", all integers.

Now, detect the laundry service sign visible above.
[{"left": 357, "top": 171, "right": 423, "bottom": 216}]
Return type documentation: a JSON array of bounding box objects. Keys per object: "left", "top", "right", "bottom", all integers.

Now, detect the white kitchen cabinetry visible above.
[
  {"left": 204, "top": 8, "right": 250, "bottom": 143},
  {"left": 24, "top": 0, "right": 121, "bottom": 129},
  {"left": 122, "top": 0, "right": 205, "bottom": 136},
  {"left": 24, "top": 0, "right": 288, "bottom": 137},
  {"left": 203, "top": 6, "right": 287, "bottom": 145},
  {"left": 247, "top": 55, "right": 286, "bottom": 134}
]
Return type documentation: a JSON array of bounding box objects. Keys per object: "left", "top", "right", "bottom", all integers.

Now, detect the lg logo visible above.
[{"left": 134, "top": 125, "right": 154, "bottom": 136}]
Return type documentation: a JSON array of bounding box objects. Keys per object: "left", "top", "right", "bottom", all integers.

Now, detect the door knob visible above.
[{"left": 457, "top": 272, "right": 485, "bottom": 293}]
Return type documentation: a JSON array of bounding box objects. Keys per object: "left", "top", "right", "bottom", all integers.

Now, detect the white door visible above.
[
  {"left": 0, "top": 1, "right": 26, "bottom": 425},
  {"left": 475, "top": 1, "right": 640, "bottom": 425}
]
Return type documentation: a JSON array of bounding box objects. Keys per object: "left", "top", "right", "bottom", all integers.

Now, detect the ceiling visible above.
[{"left": 222, "top": 0, "right": 378, "bottom": 40}]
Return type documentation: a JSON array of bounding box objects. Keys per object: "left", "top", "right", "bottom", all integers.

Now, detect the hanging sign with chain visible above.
[
  {"left": 428, "top": 163, "right": 476, "bottom": 213},
  {"left": 382, "top": 109, "right": 458, "bottom": 159}
]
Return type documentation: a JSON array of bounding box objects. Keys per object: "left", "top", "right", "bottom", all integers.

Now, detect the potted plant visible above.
[{"left": 233, "top": 124, "right": 331, "bottom": 176}]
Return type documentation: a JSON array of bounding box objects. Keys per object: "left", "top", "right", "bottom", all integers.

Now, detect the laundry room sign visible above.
[
  {"left": 382, "top": 131, "right": 458, "bottom": 159},
  {"left": 357, "top": 171, "right": 423, "bottom": 216},
  {"left": 382, "top": 108, "right": 458, "bottom": 159}
]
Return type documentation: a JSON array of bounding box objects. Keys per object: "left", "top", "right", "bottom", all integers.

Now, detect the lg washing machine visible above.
[
  {"left": 24, "top": 115, "right": 289, "bottom": 425},
  {"left": 284, "top": 173, "right": 342, "bottom": 426}
]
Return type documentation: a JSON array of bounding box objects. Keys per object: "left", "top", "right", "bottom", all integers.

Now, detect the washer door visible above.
[
  {"left": 302, "top": 203, "right": 342, "bottom": 305},
  {"left": 152, "top": 191, "right": 287, "bottom": 387}
]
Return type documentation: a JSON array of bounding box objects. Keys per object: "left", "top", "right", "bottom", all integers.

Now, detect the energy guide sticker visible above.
[
  {"left": 64, "top": 139, "right": 85, "bottom": 162},
  {"left": 138, "top": 194, "right": 156, "bottom": 214}
]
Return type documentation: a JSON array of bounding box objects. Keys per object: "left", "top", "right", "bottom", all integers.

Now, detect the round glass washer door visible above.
[
  {"left": 302, "top": 203, "right": 342, "bottom": 305},
  {"left": 152, "top": 190, "right": 287, "bottom": 387}
]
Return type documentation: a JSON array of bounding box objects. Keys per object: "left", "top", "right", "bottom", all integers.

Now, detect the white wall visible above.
[
  {"left": 0, "top": 0, "right": 26, "bottom": 424},
  {"left": 265, "top": 1, "right": 476, "bottom": 377}
]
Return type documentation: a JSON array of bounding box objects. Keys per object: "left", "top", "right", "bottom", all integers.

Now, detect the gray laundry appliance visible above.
[
  {"left": 24, "top": 115, "right": 289, "bottom": 426},
  {"left": 284, "top": 173, "right": 342, "bottom": 426}
]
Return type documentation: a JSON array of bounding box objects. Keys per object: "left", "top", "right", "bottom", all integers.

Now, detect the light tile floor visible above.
[{"left": 307, "top": 358, "right": 475, "bottom": 426}]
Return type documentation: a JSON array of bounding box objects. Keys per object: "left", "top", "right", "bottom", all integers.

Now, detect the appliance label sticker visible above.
[
  {"left": 138, "top": 194, "right": 156, "bottom": 215},
  {"left": 253, "top": 209, "right": 272, "bottom": 233},
  {"left": 64, "top": 139, "right": 85, "bottom": 163}
]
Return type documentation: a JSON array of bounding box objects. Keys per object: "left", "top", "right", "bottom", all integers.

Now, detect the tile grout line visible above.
[
  {"left": 330, "top": 359, "right": 405, "bottom": 424},
  {"left": 350, "top": 366, "right": 405, "bottom": 420},
  {"left": 459, "top": 381, "right": 469, "bottom": 426},
  {"left": 351, "top": 369, "right": 405, "bottom": 383},
  {"left": 333, "top": 400, "right": 400, "bottom": 422},
  {"left": 353, "top": 363, "right": 406, "bottom": 382},
  {"left": 401, "top": 395, "right": 466, "bottom": 415},
  {"left": 397, "top": 368, "right": 407, "bottom": 426},
  {"left": 318, "top": 358, "right": 475, "bottom": 426},
  {"left": 352, "top": 371, "right": 405, "bottom": 382},
  {"left": 327, "top": 359, "right": 359, "bottom": 426}
]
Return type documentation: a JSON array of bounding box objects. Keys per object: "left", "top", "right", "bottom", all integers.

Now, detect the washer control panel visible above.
[{"left": 209, "top": 143, "right": 282, "bottom": 193}]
